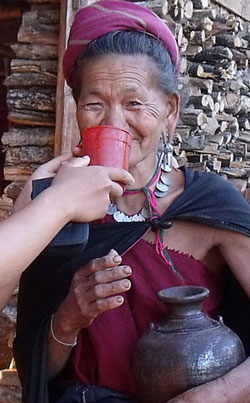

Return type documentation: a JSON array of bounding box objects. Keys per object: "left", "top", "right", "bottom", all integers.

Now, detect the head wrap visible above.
[{"left": 63, "top": 0, "right": 181, "bottom": 88}]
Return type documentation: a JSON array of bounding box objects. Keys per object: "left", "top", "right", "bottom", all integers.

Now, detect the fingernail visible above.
[
  {"left": 122, "top": 280, "right": 130, "bottom": 289},
  {"left": 123, "top": 266, "right": 131, "bottom": 275},
  {"left": 116, "top": 296, "right": 124, "bottom": 304},
  {"left": 113, "top": 255, "right": 122, "bottom": 264}
]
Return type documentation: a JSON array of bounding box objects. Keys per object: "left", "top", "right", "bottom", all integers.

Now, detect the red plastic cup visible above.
[{"left": 81, "top": 125, "right": 133, "bottom": 170}]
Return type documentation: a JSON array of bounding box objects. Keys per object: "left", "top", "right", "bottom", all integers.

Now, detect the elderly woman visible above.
[{"left": 13, "top": 1, "right": 250, "bottom": 403}]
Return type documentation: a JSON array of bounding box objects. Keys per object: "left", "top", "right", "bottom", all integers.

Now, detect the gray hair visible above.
[{"left": 72, "top": 30, "right": 179, "bottom": 100}]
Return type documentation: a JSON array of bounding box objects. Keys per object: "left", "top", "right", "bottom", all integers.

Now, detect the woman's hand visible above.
[{"left": 53, "top": 249, "right": 132, "bottom": 336}]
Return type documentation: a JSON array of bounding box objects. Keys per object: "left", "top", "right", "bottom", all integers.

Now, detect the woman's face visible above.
[{"left": 76, "top": 54, "right": 179, "bottom": 170}]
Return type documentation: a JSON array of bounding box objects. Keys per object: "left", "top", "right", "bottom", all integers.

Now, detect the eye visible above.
[
  {"left": 127, "top": 100, "right": 142, "bottom": 108},
  {"left": 84, "top": 102, "right": 103, "bottom": 110}
]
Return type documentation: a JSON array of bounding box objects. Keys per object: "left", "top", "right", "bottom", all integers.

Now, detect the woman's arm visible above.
[
  {"left": 47, "top": 249, "right": 132, "bottom": 379},
  {"left": 167, "top": 229, "right": 250, "bottom": 403},
  {"left": 0, "top": 156, "right": 133, "bottom": 310}
]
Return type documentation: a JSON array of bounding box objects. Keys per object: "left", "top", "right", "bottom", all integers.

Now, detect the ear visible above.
[{"left": 164, "top": 93, "right": 180, "bottom": 142}]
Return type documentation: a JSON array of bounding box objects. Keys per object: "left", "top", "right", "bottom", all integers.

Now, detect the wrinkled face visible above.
[{"left": 76, "top": 54, "right": 179, "bottom": 169}]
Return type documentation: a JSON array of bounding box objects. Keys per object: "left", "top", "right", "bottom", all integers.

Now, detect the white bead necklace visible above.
[{"left": 107, "top": 160, "right": 172, "bottom": 223}]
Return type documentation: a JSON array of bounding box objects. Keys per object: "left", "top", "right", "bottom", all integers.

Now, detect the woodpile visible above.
[
  {"left": 1, "top": 0, "right": 250, "bottom": 216},
  {"left": 1, "top": 0, "right": 59, "bottom": 218},
  {"left": 0, "top": 1, "right": 59, "bottom": 400},
  {"left": 165, "top": 0, "right": 250, "bottom": 193}
]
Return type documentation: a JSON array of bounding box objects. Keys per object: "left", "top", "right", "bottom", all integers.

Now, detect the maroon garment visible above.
[
  {"left": 63, "top": 0, "right": 181, "bottom": 88},
  {"left": 65, "top": 238, "right": 223, "bottom": 396}
]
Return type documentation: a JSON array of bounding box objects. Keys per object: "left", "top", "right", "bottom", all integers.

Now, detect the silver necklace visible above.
[{"left": 107, "top": 160, "right": 172, "bottom": 223}]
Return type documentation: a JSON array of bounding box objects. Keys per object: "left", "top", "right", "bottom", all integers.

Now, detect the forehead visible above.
[{"left": 79, "top": 54, "right": 161, "bottom": 92}]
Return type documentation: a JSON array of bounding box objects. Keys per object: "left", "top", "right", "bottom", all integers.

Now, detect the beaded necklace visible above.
[
  {"left": 107, "top": 154, "right": 171, "bottom": 222},
  {"left": 107, "top": 154, "right": 182, "bottom": 276}
]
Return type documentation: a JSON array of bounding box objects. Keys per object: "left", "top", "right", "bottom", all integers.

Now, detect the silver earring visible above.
[{"left": 160, "top": 132, "right": 173, "bottom": 173}]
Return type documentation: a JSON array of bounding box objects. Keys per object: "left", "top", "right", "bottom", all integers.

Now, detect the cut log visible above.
[
  {"left": 180, "top": 108, "right": 208, "bottom": 127},
  {"left": 5, "top": 146, "right": 54, "bottom": 165},
  {"left": 183, "top": 0, "right": 193, "bottom": 19},
  {"left": 186, "top": 161, "right": 206, "bottom": 171},
  {"left": 238, "top": 131, "right": 250, "bottom": 144},
  {"left": 0, "top": 369, "right": 21, "bottom": 388},
  {"left": 206, "top": 158, "right": 221, "bottom": 173},
  {"left": 226, "top": 143, "right": 247, "bottom": 159},
  {"left": 11, "top": 43, "right": 58, "bottom": 60},
  {"left": 4, "top": 182, "right": 24, "bottom": 201},
  {"left": 186, "top": 16, "right": 213, "bottom": 32},
  {"left": 223, "top": 92, "right": 241, "bottom": 114},
  {"left": 0, "top": 384, "right": 22, "bottom": 403},
  {"left": 31, "top": 3, "right": 60, "bottom": 24},
  {"left": 187, "top": 77, "right": 213, "bottom": 94},
  {"left": 238, "top": 96, "right": 250, "bottom": 115},
  {"left": 185, "top": 44, "right": 202, "bottom": 57},
  {"left": 4, "top": 165, "right": 35, "bottom": 182},
  {"left": 238, "top": 117, "right": 250, "bottom": 131},
  {"left": 186, "top": 153, "right": 203, "bottom": 163},
  {"left": 4, "top": 72, "right": 57, "bottom": 87},
  {"left": 216, "top": 34, "right": 242, "bottom": 48},
  {"left": 200, "top": 117, "right": 220, "bottom": 136},
  {"left": 192, "top": 9, "right": 217, "bottom": 20},
  {"left": 181, "top": 135, "right": 206, "bottom": 150},
  {"left": 7, "top": 88, "right": 56, "bottom": 112},
  {"left": 187, "top": 61, "right": 222, "bottom": 78},
  {"left": 7, "top": 110, "right": 55, "bottom": 126},
  {"left": 217, "top": 152, "right": 233, "bottom": 167},
  {"left": 207, "top": 134, "right": 224, "bottom": 146},
  {"left": 10, "top": 59, "right": 58, "bottom": 74},
  {"left": 189, "top": 94, "right": 214, "bottom": 112},
  {"left": 2, "top": 127, "right": 55, "bottom": 147},
  {"left": 189, "top": 30, "right": 206, "bottom": 45},
  {"left": 175, "top": 125, "right": 191, "bottom": 140},
  {"left": 228, "top": 119, "right": 239, "bottom": 137},
  {"left": 192, "top": 0, "right": 209, "bottom": 9},
  {"left": 192, "top": 46, "right": 233, "bottom": 62},
  {"left": 18, "top": 10, "right": 59, "bottom": 45}
]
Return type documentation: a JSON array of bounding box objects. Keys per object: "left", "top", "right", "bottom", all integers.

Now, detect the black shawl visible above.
[{"left": 13, "top": 167, "right": 250, "bottom": 403}]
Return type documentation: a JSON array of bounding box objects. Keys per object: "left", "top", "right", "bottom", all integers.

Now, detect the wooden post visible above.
[{"left": 54, "top": 0, "right": 96, "bottom": 155}]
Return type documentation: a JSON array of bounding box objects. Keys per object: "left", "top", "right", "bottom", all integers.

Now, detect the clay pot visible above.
[{"left": 133, "top": 285, "right": 245, "bottom": 403}]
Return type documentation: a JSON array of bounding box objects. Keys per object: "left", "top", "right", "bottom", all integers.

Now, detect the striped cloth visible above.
[{"left": 63, "top": 0, "right": 180, "bottom": 88}]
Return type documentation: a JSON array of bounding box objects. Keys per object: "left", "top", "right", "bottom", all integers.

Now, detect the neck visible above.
[
  {"left": 113, "top": 155, "right": 159, "bottom": 215},
  {"left": 126, "top": 154, "right": 158, "bottom": 190}
]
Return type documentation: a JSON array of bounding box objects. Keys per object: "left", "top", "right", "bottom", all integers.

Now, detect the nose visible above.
[{"left": 101, "top": 105, "right": 128, "bottom": 129}]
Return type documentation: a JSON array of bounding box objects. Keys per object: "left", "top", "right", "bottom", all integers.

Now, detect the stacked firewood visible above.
[
  {"left": 0, "top": 0, "right": 59, "bottom": 218},
  {"left": 1, "top": 0, "right": 250, "bottom": 207},
  {"left": 172, "top": 0, "right": 250, "bottom": 192},
  {"left": 140, "top": 0, "right": 250, "bottom": 192}
]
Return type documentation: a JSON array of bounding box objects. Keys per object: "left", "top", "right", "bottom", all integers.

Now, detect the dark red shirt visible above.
[{"left": 64, "top": 237, "right": 223, "bottom": 396}]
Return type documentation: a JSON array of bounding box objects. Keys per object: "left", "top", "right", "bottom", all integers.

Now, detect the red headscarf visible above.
[{"left": 63, "top": 0, "right": 181, "bottom": 88}]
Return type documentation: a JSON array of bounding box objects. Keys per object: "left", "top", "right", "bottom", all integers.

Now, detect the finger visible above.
[
  {"left": 106, "top": 167, "right": 134, "bottom": 186},
  {"left": 109, "top": 182, "right": 125, "bottom": 199},
  {"left": 62, "top": 155, "right": 90, "bottom": 168},
  {"left": 85, "top": 265, "right": 132, "bottom": 288},
  {"left": 88, "top": 295, "right": 125, "bottom": 315},
  {"left": 72, "top": 145, "right": 82, "bottom": 157},
  {"left": 42, "top": 153, "right": 73, "bottom": 175},
  {"left": 76, "top": 250, "right": 122, "bottom": 279},
  {"left": 87, "top": 278, "right": 131, "bottom": 301}
]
